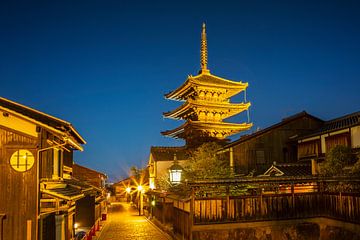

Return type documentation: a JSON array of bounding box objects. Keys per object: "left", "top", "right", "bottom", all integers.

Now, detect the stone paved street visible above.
[{"left": 98, "top": 202, "right": 172, "bottom": 240}]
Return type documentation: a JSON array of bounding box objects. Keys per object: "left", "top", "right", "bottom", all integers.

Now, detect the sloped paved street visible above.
[{"left": 98, "top": 202, "right": 172, "bottom": 240}]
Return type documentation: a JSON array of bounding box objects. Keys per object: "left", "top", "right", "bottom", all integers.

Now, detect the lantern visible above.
[{"left": 169, "top": 154, "right": 183, "bottom": 184}]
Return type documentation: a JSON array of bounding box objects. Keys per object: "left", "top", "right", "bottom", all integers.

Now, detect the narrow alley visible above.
[{"left": 98, "top": 203, "right": 172, "bottom": 240}]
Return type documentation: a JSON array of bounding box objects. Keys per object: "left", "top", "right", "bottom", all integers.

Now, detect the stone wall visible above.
[{"left": 192, "top": 219, "right": 360, "bottom": 240}]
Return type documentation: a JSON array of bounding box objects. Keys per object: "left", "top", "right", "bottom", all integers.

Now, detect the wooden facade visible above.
[
  {"left": 0, "top": 97, "right": 87, "bottom": 240},
  {"left": 219, "top": 111, "right": 324, "bottom": 175},
  {"left": 148, "top": 146, "right": 189, "bottom": 190},
  {"left": 72, "top": 164, "right": 108, "bottom": 233},
  {"left": 0, "top": 128, "right": 38, "bottom": 240},
  {"left": 297, "top": 111, "right": 360, "bottom": 163}
]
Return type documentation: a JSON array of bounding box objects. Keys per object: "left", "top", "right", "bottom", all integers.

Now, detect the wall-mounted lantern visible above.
[{"left": 169, "top": 154, "right": 183, "bottom": 184}]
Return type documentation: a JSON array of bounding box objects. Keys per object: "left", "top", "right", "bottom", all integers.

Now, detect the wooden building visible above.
[
  {"left": 72, "top": 164, "right": 107, "bottom": 232},
  {"left": 73, "top": 164, "right": 106, "bottom": 189},
  {"left": 219, "top": 111, "right": 324, "bottom": 175},
  {"left": 162, "top": 24, "right": 252, "bottom": 147},
  {"left": 297, "top": 111, "right": 360, "bottom": 174},
  {"left": 113, "top": 177, "right": 134, "bottom": 202},
  {"left": 148, "top": 146, "right": 190, "bottom": 190},
  {"left": 0, "top": 97, "right": 88, "bottom": 240}
]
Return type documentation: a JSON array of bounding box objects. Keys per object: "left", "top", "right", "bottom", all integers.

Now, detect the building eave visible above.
[{"left": 164, "top": 100, "right": 251, "bottom": 120}]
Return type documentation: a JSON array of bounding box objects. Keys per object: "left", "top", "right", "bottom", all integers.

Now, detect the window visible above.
[
  {"left": 298, "top": 140, "right": 320, "bottom": 159},
  {"left": 52, "top": 148, "right": 63, "bottom": 179},
  {"left": 325, "top": 133, "right": 350, "bottom": 152},
  {"left": 9, "top": 149, "right": 35, "bottom": 172}
]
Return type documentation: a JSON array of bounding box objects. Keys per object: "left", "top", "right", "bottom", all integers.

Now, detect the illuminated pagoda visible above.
[{"left": 162, "top": 24, "right": 253, "bottom": 147}]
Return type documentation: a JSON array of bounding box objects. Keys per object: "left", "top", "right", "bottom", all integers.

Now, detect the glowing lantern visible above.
[{"left": 169, "top": 154, "right": 183, "bottom": 184}]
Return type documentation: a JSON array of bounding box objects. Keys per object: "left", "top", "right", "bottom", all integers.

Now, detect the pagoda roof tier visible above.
[
  {"left": 165, "top": 72, "right": 248, "bottom": 101},
  {"left": 163, "top": 100, "right": 251, "bottom": 121},
  {"left": 161, "top": 120, "right": 253, "bottom": 139}
]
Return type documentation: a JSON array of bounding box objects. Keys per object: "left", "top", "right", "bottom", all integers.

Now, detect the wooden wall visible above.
[
  {"left": 73, "top": 165, "right": 104, "bottom": 188},
  {"left": 75, "top": 195, "right": 95, "bottom": 228},
  {"left": 0, "top": 127, "right": 38, "bottom": 240},
  {"left": 231, "top": 116, "right": 323, "bottom": 174}
]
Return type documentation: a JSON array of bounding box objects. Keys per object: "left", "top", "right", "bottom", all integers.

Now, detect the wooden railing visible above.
[
  {"left": 165, "top": 177, "right": 360, "bottom": 239},
  {"left": 192, "top": 193, "right": 360, "bottom": 223},
  {"left": 173, "top": 208, "right": 191, "bottom": 240}
]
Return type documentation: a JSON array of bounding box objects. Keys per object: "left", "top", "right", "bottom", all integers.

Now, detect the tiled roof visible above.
[
  {"left": 42, "top": 178, "right": 100, "bottom": 200},
  {"left": 301, "top": 111, "right": 360, "bottom": 138},
  {"left": 276, "top": 163, "right": 312, "bottom": 176},
  {"left": 192, "top": 74, "right": 247, "bottom": 87},
  {"left": 263, "top": 163, "right": 312, "bottom": 177},
  {"left": 0, "top": 97, "right": 85, "bottom": 144},
  {"left": 150, "top": 146, "right": 190, "bottom": 162},
  {"left": 42, "top": 184, "right": 84, "bottom": 201},
  {"left": 64, "top": 178, "right": 95, "bottom": 193}
]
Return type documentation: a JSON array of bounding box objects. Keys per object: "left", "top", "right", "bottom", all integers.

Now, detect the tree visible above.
[
  {"left": 320, "top": 145, "right": 353, "bottom": 176},
  {"left": 351, "top": 152, "right": 360, "bottom": 174},
  {"left": 129, "top": 166, "right": 148, "bottom": 187},
  {"left": 183, "top": 142, "right": 231, "bottom": 180}
]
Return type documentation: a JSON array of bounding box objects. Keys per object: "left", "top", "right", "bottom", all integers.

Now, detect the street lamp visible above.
[
  {"left": 137, "top": 185, "right": 144, "bottom": 216},
  {"left": 169, "top": 154, "right": 183, "bottom": 184}
]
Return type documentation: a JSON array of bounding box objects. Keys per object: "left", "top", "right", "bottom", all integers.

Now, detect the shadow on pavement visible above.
[{"left": 108, "top": 202, "right": 126, "bottom": 213}]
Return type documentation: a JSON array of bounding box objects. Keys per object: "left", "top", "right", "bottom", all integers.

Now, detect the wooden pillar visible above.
[
  {"left": 291, "top": 182, "right": 295, "bottom": 216},
  {"left": 226, "top": 187, "right": 230, "bottom": 220},
  {"left": 339, "top": 191, "right": 343, "bottom": 215},
  {"left": 229, "top": 148, "right": 234, "bottom": 175},
  {"left": 189, "top": 188, "right": 195, "bottom": 240},
  {"left": 26, "top": 220, "right": 32, "bottom": 240},
  {"left": 259, "top": 188, "right": 263, "bottom": 217},
  {"left": 161, "top": 197, "right": 165, "bottom": 224},
  {"left": 0, "top": 214, "right": 5, "bottom": 240}
]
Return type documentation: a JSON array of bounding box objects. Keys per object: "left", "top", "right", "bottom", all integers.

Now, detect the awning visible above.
[
  {"left": 41, "top": 184, "right": 84, "bottom": 201},
  {"left": 64, "top": 178, "right": 95, "bottom": 194}
]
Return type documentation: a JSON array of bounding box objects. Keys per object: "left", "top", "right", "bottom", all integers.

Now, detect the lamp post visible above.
[
  {"left": 137, "top": 185, "right": 144, "bottom": 216},
  {"left": 169, "top": 154, "right": 183, "bottom": 185},
  {"left": 126, "top": 187, "right": 131, "bottom": 203}
]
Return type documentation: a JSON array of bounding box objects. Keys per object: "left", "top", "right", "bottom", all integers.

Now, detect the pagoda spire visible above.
[{"left": 200, "top": 23, "right": 210, "bottom": 74}]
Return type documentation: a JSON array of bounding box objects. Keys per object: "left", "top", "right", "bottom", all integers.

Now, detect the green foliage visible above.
[
  {"left": 184, "top": 142, "right": 231, "bottom": 180},
  {"left": 320, "top": 145, "right": 353, "bottom": 176},
  {"left": 130, "top": 166, "right": 142, "bottom": 178},
  {"left": 351, "top": 152, "right": 360, "bottom": 174},
  {"left": 129, "top": 166, "right": 148, "bottom": 185}
]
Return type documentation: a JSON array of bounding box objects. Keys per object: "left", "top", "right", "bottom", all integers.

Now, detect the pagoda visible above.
[{"left": 162, "top": 24, "right": 253, "bottom": 147}]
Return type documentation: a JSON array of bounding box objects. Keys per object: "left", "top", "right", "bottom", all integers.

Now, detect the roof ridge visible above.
[
  {"left": 191, "top": 73, "right": 246, "bottom": 86},
  {"left": 324, "top": 110, "right": 360, "bottom": 123},
  {"left": 151, "top": 146, "right": 186, "bottom": 149},
  {"left": 0, "top": 97, "right": 71, "bottom": 125},
  {"left": 73, "top": 163, "right": 107, "bottom": 177},
  {"left": 276, "top": 163, "right": 311, "bottom": 166},
  {"left": 223, "top": 111, "right": 323, "bottom": 148}
]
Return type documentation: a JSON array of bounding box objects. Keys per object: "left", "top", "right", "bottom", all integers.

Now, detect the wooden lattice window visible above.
[{"left": 9, "top": 149, "right": 35, "bottom": 172}]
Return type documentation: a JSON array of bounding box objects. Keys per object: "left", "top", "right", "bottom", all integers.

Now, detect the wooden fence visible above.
[
  {"left": 151, "top": 177, "right": 360, "bottom": 239},
  {"left": 193, "top": 193, "right": 360, "bottom": 224}
]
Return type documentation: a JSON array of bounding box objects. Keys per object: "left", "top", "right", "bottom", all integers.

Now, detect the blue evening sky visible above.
[{"left": 1, "top": 1, "right": 359, "bottom": 181}]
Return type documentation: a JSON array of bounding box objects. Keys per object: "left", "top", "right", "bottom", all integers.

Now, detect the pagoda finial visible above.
[{"left": 200, "top": 23, "right": 210, "bottom": 74}]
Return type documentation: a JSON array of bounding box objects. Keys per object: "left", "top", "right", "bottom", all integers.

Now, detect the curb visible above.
[
  {"left": 146, "top": 216, "right": 178, "bottom": 240},
  {"left": 93, "top": 219, "right": 109, "bottom": 240}
]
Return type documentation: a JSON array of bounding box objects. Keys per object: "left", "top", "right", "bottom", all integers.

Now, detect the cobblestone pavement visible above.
[{"left": 98, "top": 202, "right": 172, "bottom": 240}]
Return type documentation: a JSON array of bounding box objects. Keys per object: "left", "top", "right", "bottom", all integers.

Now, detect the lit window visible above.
[{"left": 10, "top": 150, "right": 35, "bottom": 172}]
